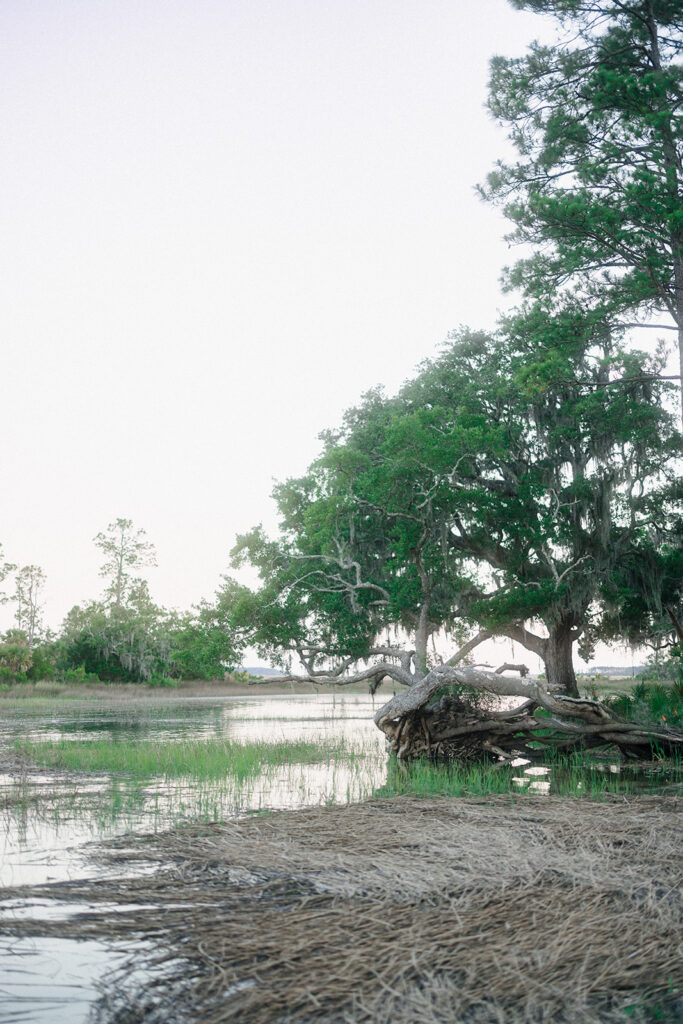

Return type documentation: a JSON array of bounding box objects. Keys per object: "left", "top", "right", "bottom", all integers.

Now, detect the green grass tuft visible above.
[
  {"left": 376, "top": 758, "right": 516, "bottom": 799},
  {"left": 375, "top": 751, "right": 683, "bottom": 800},
  {"left": 14, "top": 735, "right": 355, "bottom": 781}
]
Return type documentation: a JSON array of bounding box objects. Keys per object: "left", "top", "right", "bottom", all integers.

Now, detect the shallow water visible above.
[
  {"left": 0, "top": 693, "right": 387, "bottom": 1021},
  {"left": 0, "top": 692, "right": 381, "bottom": 744},
  {"left": 0, "top": 692, "right": 679, "bottom": 1021},
  {"left": 0, "top": 935, "right": 134, "bottom": 1023},
  {"left": 0, "top": 694, "right": 387, "bottom": 886}
]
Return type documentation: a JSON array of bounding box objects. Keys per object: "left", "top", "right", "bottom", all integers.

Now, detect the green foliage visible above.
[
  {"left": 601, "top": 519, "right": 683, "bottom": 653},
  {"left": 25, "top": 640, "right": 58, "bottom": 681},
  {"left": 66, "top": 665, "right": 101, "bottom": 684},
  {"left": 0, "top": 629, "right": 60, "bottom": 683},
  {"left": 148, "top": 675, "right": 179, "bottom": 688},
  {"left": 229, "top": 323, "right": 679, "bottom": 684},
  {"left": 0, "top": 629, "right": 32, "bottom": 681},
  {"left": 59, "top": 584, "right": 242, "bottom": 684},
  {"left": 482, "top": 0, "right": 683, "bottom": 416},
  {"left": 168, "top": 599, "right": 241, "bottom": 680},
  {"left": 59, "top": 595, "right": 167, "bottom": 682},
  {"left": 606, "top": 678, "right": 683, "bottom": 727},
  {"left": 58, "top": 664, "right": 102, "bottom": 685}
]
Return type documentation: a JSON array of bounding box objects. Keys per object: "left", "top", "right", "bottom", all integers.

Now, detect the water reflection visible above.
[
  {"left": 0, "top": 695, "right": 386, "bottom": 889},
  {"left": 0, "top": 693, "right": 378, "bottom": 745},
  {"left": 511, "top": 763, "right": 551, "bottom": 794},
  {"left": 0, "top": 935, "right": 140, "bottom": 1024}
]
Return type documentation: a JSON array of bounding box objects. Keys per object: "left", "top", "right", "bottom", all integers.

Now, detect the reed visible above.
[{"left": 9, "top": 796, "right": 681, "bottom": 1024}]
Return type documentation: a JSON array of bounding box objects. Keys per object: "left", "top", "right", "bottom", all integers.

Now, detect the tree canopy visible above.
[
  {"left": 229, "top": 316, "right": 680, "bottom": 696},
  {"left": 481, "top": 0, "right": 683, "bottom": 422},
  {"left": 94, "top": 518, "right": 158, "bottom": 608}
]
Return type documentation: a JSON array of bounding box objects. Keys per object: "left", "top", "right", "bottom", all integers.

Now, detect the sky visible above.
[{"left": 0, "top": 0, "right": 661, "bottom": 670}]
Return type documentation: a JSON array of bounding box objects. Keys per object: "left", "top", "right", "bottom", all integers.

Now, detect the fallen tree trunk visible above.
[
  {"left": 373, "top": 665, "right": 683, "bottom": 762},
  {"left": 248, "top": 656, "right": 683, "bottom": 762}
]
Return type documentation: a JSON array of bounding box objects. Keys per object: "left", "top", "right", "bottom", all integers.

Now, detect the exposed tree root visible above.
[
  {"left": 373, "top": 666, "right": 683, "bottom": 762},
  {"left": 254, "top": 653, "right": 683, "bottom": 763}
]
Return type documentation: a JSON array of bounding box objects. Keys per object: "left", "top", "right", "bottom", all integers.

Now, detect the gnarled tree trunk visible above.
[
  {"left": 544, "top": 621, "right": 579, "bottom": 697},
  {"left": 502, "top": 621, "right": 580, "bottom": 697},
  {"left": 373, "top": 666, "right": 683, "bottom": 763}
]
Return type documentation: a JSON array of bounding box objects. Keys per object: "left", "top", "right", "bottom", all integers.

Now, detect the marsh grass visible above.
[
  {"left": 13, "top": 735, "right": 359, "bottom": 780},
  {"left": 1, "top": 721, "right": 386, "bottom": 853},
  {"left": 377, "top": 758, "right": 515, "bottom": 798},
  {"left": 12, "top": 733, "right": 683, "bottom": 811},
  {"left": 10, "top": 796, "right": 682, "bottom": 1024},
  {"left": 376, "top": 751, "right": 683, "bottom": 800}
]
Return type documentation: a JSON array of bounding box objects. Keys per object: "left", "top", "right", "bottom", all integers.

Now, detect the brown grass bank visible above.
[
  {"left": 0, "top": 677, "right": 375, "bottom": 700},
  {"left": 3, "top": 794, "right": 681, "bottom": 1023}
]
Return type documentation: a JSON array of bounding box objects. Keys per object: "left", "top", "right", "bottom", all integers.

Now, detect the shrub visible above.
[
  {"left": 58, "top": 665, "right": 102, "bottom": 685},
  {"left": 606, "top": 681, "right": 681, "bottom": 727},
  {"left": 148, "top": 675, "right": 178, "bottom": 688}
]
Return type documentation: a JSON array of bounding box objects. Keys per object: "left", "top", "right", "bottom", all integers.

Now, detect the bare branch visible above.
[
  {"left": 444, "top": 629, "right": 493, "bottom": 667},
  {"left": 494, "top": 662, "right": 529, "bottom": 676}
]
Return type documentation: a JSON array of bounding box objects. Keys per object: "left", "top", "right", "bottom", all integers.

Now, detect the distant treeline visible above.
[
  {"left": 0, "top": 512, "right": 681, "bottom": 688},
  {"left": 0, "top": 519, "right": 241, "bottom": 685}
]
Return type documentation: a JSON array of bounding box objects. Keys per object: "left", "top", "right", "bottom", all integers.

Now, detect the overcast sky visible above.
[{"left": 0, "top": 1, "right": 649, "bottom": 669}]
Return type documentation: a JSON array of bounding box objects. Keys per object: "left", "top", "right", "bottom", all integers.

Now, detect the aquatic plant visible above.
[{"left": 13, "top": 735, "right": 358, "bottom": 780}]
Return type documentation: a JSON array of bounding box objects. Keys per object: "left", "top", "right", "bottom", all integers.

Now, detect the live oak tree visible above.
[
  {"left": 401, "top": 319, "right": 681, "bottom": 695},
  {"left": 228, "top": 322, "right": 683, "bottom": 759},
  {"left": 481, "top": 0, "right": 683, "bottom": 423}
]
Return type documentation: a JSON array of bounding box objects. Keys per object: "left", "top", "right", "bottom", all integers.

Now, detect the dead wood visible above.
[
  {"left": 372, "top": 666, "right": 683, "bottom": 762},
  {"left": 249, "top": 652, "right": 683, "bottom": 763}
]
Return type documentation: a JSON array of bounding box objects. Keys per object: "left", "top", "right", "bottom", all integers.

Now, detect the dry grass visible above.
[
  {"left": 3, "top": 795, "right": 682, "bottom": 1023},
  {"left": 0, "top": 678, "right": 374, "bottom": 701}
]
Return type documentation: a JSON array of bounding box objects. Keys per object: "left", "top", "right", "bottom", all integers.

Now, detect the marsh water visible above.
[
  {"left": 0, "top": 691, "right": 679, "bottom": 1022},
  {"left": 0, "top": 693, "right": 388, "bottom": 887},
  {"left": 0, "top": 692, "right": 386, "bottom": 1022}
]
